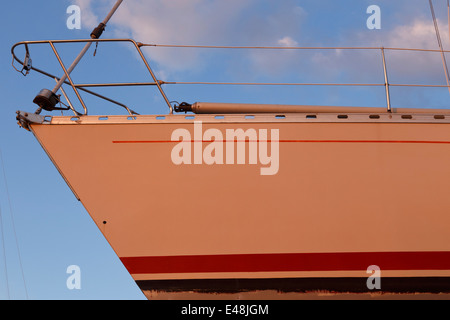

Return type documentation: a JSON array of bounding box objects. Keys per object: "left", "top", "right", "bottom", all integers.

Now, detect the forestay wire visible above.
[{"left": 429, "top": 0, "right": 450, "bottom": 95}]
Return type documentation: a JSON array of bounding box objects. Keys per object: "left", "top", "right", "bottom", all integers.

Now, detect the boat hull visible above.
[{"left": 28, "top": 112, "right": 450, "bottom": 299}]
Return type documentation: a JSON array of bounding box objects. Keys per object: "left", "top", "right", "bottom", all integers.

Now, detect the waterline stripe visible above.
[{"left": 120, "top": 251, "right": 450, "bottom": 275}]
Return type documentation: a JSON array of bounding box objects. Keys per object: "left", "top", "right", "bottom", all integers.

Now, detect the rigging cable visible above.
[
  {"left": 429, "top": 0, "right": 450, "bottom": 95},
  {"left": 0, "top": 203, "right": 10, "bottom": 299},
  {"left": 0, "top": 149, "right": 28, "bottom": 299}
]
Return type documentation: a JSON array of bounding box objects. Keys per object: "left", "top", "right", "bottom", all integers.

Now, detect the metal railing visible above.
[
  {"left": 12, "top": 39, "right": 172, "bottom": 115},
  {"left": 11, "top": 38, "right": 450, "bottom": 116}
]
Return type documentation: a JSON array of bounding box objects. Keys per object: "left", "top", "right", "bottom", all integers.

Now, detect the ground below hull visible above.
[{"left": 139, "top": 277, "right": 450, "bottom": 300}]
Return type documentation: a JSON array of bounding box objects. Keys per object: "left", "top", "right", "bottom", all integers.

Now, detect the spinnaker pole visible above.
[{"left": 32, "top": 0, "right": 124, "bottom": 114}]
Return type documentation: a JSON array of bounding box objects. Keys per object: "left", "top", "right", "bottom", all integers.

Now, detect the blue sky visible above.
[{"left": 0, "top": 0, "right": 449, "bottom": 300}]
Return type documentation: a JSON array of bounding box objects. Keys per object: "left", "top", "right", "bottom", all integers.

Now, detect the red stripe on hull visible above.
[{"left": 120, "top": 252, "right": 450, "bottom": 274}]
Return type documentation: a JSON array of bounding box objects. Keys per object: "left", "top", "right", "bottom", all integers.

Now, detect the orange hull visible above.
[{"left": 25, "top": 112, "right": 450, "bottom": 299}]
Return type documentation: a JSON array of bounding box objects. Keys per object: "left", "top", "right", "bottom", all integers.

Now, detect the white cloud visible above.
[
  {"left": 108, "top": 0, "right": 261, "bottom": 74},
  {"left": 72, "top": 1, "right": 450, "bottom": 108},
  {"left": 74, "top": 0, "right": 99, "bottom": 29},
  {"left": 301, "top": 18, "right": 450, "bottom": 85},
  {"left": 384, "top": 18, "right": 449, "bottom": 49},
  {"left": 278, "top": 36, "right": 298, "bottom": 47},
  {"left": 373, "top": 18, "right": 450, "bottom": 84},
  {"left": 74, "top": 0, "right": 306, "bottom": 77}
]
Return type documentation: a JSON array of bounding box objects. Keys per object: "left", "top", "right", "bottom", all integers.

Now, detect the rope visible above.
[
  {"left": 0, "top": 150, "right": 28, "bottom": 299},
  {"left": 0, "top": 204, "right": 10, "bottom": 299}
]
